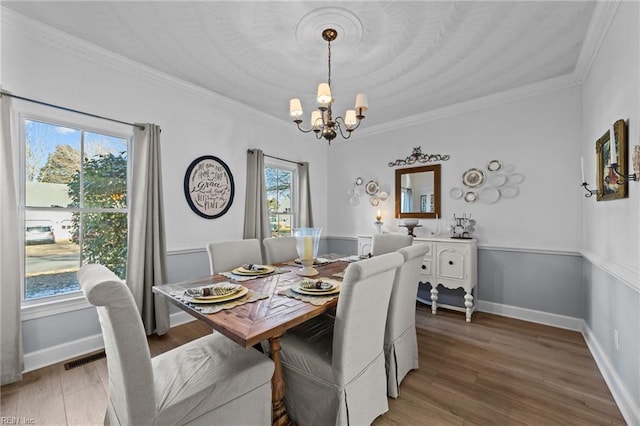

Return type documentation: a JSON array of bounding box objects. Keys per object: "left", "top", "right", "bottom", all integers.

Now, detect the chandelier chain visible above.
[{"left": 327, "top": 39, "right": 332, "bottom": 87}]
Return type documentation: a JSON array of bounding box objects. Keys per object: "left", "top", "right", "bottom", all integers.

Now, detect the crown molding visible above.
[
  {"left": 573, "top": 0, "right": 622, "bottom": 83},
  {"left": 355, "top": 73, "right": 583, "bottom": 138},
  {"left": 1, "top": 7, "right": 285, "bottom": 130}
]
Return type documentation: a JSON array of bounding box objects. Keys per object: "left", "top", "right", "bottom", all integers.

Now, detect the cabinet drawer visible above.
[{"left": 419, "top": 260, "right": 432, "bottom": 276}]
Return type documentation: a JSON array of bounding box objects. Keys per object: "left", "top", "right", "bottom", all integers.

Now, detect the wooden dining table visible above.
[{"left": 152, "top": 259, "right": 349, "bottom": 426}]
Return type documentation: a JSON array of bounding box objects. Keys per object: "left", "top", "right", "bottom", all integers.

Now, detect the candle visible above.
[
  {"left": 609, "top": 124, "right": 617, "bottom": 165},
  {"left": 581, "top": 157, "right": 585, "bottom": 183},
  {"left": 303, "top": 236, "right": 313, "bottom": 260},
  {"left": 376, "top": 209, "right": 382, "bottom": 221}
]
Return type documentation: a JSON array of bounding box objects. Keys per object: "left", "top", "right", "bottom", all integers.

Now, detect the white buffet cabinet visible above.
[{"left": 358, "top": 235, "right": 478, "bottom": 322}]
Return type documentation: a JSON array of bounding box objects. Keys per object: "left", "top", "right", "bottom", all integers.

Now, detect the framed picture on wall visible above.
[
  {"left": 595, "top": 119, "right": 628, "bottom": 201},
  {"left": 420, "top": 195, "right": 427, "bottom": 212}
]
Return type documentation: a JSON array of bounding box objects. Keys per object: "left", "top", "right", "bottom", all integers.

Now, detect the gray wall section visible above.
[
  {"left": 22, "top": 235, "right": 638, "bottom": 416},
  {"left": 584, "top": 262, "right": 640, "bottom": 409},
  {"left": 478, "top": 248, "right": 585, "bottom": 318},
  {"left": 22, "top": 307, "right": 100, "bottom": 354}
]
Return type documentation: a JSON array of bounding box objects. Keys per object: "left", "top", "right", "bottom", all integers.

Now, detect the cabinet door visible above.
[
  {"left": 358, "top": 237, "right": 372, "bottom": 257},
  {"left": 435, "top": 245, "right": 468, "bottom": 281}
]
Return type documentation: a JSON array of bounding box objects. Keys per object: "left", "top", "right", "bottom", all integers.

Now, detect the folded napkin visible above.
[{"left": 184, "top": 283, "right": 240, "bottom": 297}]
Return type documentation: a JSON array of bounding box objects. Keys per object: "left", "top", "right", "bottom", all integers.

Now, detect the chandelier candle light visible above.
[
  {"left": 289, "top": 28, "right": 368, "bottom": 144},
  {"left": 293, "top": 227, "right": 322, "bottom": 276}
]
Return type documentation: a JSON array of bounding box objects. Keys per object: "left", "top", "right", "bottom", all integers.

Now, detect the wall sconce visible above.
[
  {"left": 610, "top": 144, "right": 640, "bottom": 183},
  {"left": 580, "top": 157, "right": 597, "bottom": 197}
]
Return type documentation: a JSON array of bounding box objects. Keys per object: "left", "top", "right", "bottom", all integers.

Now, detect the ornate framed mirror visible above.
[{"left": 395, "top": 164, "right": 441, "bottom": 219}]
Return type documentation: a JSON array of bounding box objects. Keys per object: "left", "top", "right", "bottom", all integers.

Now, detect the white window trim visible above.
[{"left": 14, "top": 98, "right": 133, "bottom": 318}]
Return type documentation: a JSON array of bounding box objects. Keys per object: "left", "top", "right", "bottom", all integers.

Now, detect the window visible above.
[
  {"left": 22, "top": 118, "right": 129, "bottom": 302},
  {"left": 265, "top": 161, "right": 296, "bottom": 237}
]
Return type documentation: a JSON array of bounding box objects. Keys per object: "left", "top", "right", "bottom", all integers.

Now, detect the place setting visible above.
[
  {"left": 221, "top": 263, "right": 286, "bottom": 282},
  {"left": 172, "top": 282, "right": 270, "bottom": 314},
  {"left": 279, "top": 278, "right": 342, "bottom": 305}
]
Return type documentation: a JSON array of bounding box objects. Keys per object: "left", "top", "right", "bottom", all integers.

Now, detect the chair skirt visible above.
[{"left": 384, "top": 326, "right": 419, "bottom": 399}]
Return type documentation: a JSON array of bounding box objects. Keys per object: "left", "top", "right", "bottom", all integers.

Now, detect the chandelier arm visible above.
[
  {"left": 294, "top": 120, "right": 316, "bottom": 134},
  {"left": 333, "top": 119, "right": 353, "bottom": 140}
]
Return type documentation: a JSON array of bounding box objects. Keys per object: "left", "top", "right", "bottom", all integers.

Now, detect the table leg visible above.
[
  {"left": 464, "top": 292, "right": 474, "bottom": 322},
  {"left": 269, "top": 335, "right": 292, "bottom": 426}
]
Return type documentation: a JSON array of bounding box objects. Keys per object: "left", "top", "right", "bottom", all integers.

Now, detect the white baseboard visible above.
[
  {"left": 477, "top": 300, "right": 583, "bottom": 331},
  {"left": 22, "top": 311, "right": 196, "bottom": 373},
  {"left": 582, "top": 323, "right": 639, "bottom": 426}
]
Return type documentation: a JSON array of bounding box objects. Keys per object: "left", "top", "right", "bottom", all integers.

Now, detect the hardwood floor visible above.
[{"left": 1, "top": 305, "right": 625, "bottom": 425}]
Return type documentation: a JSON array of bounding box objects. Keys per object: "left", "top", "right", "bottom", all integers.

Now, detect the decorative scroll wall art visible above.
[
  {"left": 388, "top": 146, "right": 450, "bottom": 167},
  {"left": 184, "top": 155, "right": 235, "bottom": 219}
]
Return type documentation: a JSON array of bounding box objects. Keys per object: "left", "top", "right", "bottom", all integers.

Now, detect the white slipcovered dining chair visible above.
[
  {"left": 278, "top": 252, "right": 404, "bottom": 426},
  {"left": 263, "top": 236, "right": 298, "bottom": 264},
  {"left": 78, "top": 264, "right": 274, "bottom": 425},
  {"left": 371, "top": 233, "right": 413, "bottom": 256},
  {"left": 384, "top": 243, "right": 431, "bottom": 398},
  {"left": 206, "top": 238, "right": 263, "bottom": 274}
]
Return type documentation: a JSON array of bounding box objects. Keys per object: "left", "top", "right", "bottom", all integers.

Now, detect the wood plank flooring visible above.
[{"left": 1, "top": 305, "right": 626, "bottom": 425}]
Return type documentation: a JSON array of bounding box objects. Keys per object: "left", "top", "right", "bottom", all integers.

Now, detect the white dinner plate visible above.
[
  {"left": 450, "top": 187, "right": 463, "bottom": 199},
  {"left": 291, "top": 280, "right": 342, "bottom": 296},
  {"left": 479, "top": 187, "right": 500, "bottom": 204},
  {"left": 500, "top": 185, "right": 519, "bottom": 198}
]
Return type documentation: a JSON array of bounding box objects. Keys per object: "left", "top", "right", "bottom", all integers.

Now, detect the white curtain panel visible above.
[
  {"left": 296, "top": 162, "right": 314, "bottom": 227},
  {"left": 127, "top": 123, "right": 169, "bottom": 336},
  {"left": 243, "top": 149, "right": 271, "bottom": 242},
  {"left": 0, "top": 93, "right": 24, "bottom": 385}
]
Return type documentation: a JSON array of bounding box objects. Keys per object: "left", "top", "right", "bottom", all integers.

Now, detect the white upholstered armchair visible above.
[
  {"left": 278, "top": 252, "right": 404, "bottom": 425},
  {"left": 78, "top": 264, "right": 274, "bottom": 425}
]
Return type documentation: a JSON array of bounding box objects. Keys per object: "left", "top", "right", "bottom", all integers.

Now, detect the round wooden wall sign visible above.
[{"left": 183, "top": 155, "right": 234, "bottom": 219}]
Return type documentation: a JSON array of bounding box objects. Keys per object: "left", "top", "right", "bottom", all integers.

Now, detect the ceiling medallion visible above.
[{"left": 289, "top": 28, "right": 368, "bottom": 144}]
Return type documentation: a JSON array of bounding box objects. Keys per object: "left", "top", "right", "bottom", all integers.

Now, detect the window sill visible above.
[{"left": 21, "top": 292, "right": 93, "bottom": 321}]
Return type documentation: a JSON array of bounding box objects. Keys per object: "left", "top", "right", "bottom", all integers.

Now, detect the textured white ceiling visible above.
[{"left": 3, "top": 1, "right": 596, "bottom": 131}]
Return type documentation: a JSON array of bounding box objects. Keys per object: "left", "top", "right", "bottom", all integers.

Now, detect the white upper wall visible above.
[
  {"left": 582, "top": 1, "right": 639, "bottom": 282},
  {"left": 327, "top": 87, "right": 583, "bottom": 252},
  {"left": 1, "top": 11, "right": 329, "bottom": 252}
]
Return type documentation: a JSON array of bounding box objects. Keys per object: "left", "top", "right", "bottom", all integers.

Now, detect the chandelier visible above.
[{"left": 289, "top": 28, "right": 368, "bottom": 144}]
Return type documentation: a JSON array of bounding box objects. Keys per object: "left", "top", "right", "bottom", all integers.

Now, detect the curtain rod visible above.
[
  {"left": 0, "top": 90, "right": 145, "bottom": 130},
  {"left": 247, "top": 149, "right": 303, "bottom": 166}
]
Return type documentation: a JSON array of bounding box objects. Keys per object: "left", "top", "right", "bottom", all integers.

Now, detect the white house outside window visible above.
[{"left": 22, "top": 117, "right": 129, "bottom": 302}]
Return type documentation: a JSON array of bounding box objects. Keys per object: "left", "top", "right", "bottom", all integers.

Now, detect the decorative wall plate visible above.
[
  {"left": 488, "top": 174, "right": 507, "bottom": 187},
  {"left": 355, "top": 186, "right": 365, "bottom": 197},
  {"left": 365, "top": 180, "right": 379, "bottom": 195},
  {"left": 462, "top": 168, "right": 485, "bottom": 188},
  {"left": 349, "top": 196, "right": 360, "bottom": 206},
  {"left": 503, "top": 164, "right": 515, "bottom": 173},
  {"left": 355, "top": 177, "right": 363, "bottom": 186},
  {"left": 369, "top": 196, "right": 380, "bottom": 206},
  {"left": 464, "top": 191, "right": 478, "bottom": 203},
  {"left": 183, "top": 155, "right": 234, "bottom": 219},
  {"left": 479, "top": 187, "right": 500, "bottom": 204},
  {"left": 507, "top": 173, "right": 525, "bottom": 184},
  {"left": 500, "top": 185, "right": 519, "bottom": 198},
  {"left": 487, "top": 160, "right": 502, "bottom": 172},
  {"left": 378, "top": 191, "right": 388, "bottom": 201},
  {"left": 449, "top": 187, "right": 463, "bottom": 199}
]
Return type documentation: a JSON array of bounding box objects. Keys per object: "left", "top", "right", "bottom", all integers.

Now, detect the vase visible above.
[{"left": 293, "top": 227, "right": 322, "bottom": 276}]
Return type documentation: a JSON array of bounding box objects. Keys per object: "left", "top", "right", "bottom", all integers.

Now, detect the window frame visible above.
[
  {"left": 264, "top": 158, "right": 298, "bottom": 236},
  {"left": 14, "top": 103, "right": 132, "bottom": 318}
]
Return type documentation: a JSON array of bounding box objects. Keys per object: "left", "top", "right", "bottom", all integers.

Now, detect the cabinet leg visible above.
[
  {"left": 464, "top": 292, "right": 474, "bottom": 322},
  {"left": 430, "top": 288, "right": 438, "bottom": 315}
]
